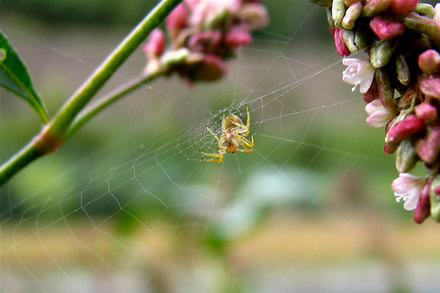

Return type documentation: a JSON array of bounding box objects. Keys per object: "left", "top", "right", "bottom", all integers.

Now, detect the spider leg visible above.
[
  {"left": 236, "top": 148, "right": 253, "bottom": 153},
  {"left": 206, "top": 127, "right": 220, "bottom": 142},
  {"left": 236, "top": 127, "right": 249, "bottom": 136},
  {"left": 239, "top": 135, "right": 254, "bottom": 150},
  {"left": 199, "top": 151, "right": 224, "bottom": 163}
]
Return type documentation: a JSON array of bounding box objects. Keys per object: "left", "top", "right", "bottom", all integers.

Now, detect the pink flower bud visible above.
[
  {"left": 370, "top": 15, "right": 405, "bottom": 40},
  {"left": 414, "top": 182, "right": 431, "bottom": 224},
  {"left": 390, "top": 0, "right": 418, "bottom": 15},
  {"left": 189, "top": 2, "right": 207, "bottom": 27},
  {"left": 184, "top": 0, "right": 200, "bottom": 10},
  {"left": 225, "top": 29, "right": 252, "bottom": 48},
  {"left": 386, "top": 114, "right": 424, "bottom": 143},
  {"left": 418, "top": 49, "right": 440, "bottom": 73},
  {"left": 434, "top": 185, "right": 440, "bottom": 195},
  {"left": 333, "top": 27, "right": 351, "bottom": 56},
  {"left": 420, "top": 74, "right": 440, "bottom": 99},
  {"left": 143, "top": 29, "right": 166, "bottom": 57},
  {"left": 415, "top": 102, "right": 437, "bottom": 123},
  {"left": 166, "top": 3, "right": 188, "bottom": 37},
  {"left": 416, "top": 124, "right": 440, "bottom": 164},
  {"left": 187, "top": 30, "right": 222, "bottom": 54}
]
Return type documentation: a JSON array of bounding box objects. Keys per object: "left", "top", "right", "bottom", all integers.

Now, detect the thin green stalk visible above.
[
  {"left": 0, "top": 142, "right": 44, "bottom": 186},
  {"left": 66, "top": 70, "right": 164, "bottom": 138},
  {"left": 0, "top": 0, "right": 182, "bottom": 186},
  {"left": 48, "top": 0, "right": 182, "bottom": 139}
]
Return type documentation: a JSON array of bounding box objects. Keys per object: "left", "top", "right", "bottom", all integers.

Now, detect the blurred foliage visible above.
[
  {"left": 2, "top": 0, "right": 157, "bottom": 25},
  {"left": 1, "top": 0, "right": 331, "bottom": 38}
]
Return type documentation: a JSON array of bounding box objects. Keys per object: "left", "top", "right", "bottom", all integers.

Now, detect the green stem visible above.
[
  {"left": 48, "top": 0, "right": 182, "bottom": 139},
  {"left": 0, "top": 0, "right": 182, "bottom": 186},
  {"left": 0, "top": 142, "right": 45, "bottom": 186},
  {"left": 66, "top": 70, "right": 164, "bottom": 138}
]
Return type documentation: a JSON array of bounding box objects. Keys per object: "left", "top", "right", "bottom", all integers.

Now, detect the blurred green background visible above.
[{"left": 1, "top": 1, "right": 440, "bottom": 292}]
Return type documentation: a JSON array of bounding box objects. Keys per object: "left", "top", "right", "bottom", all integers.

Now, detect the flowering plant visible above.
[
  {"left": 144, "top": 0, "right": 268, "bottom": 82},
  {"left": 311, "top": 0, "right": 440, "bottom": 223}
]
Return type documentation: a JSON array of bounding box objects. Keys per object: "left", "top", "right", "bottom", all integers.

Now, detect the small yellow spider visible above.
[{"left": 200, "top": 106, "right": 254, "bottom": 163}]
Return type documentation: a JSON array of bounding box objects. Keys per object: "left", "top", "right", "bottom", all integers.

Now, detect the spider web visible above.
[{"left": 2, "top": 1, "right": 440, "bottom": 292}]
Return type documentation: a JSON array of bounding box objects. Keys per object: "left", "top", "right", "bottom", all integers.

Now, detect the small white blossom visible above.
[
  {"left": 342, "top": 57, "right": 376, "bottom": 94},
  {"left": 391, "top": 173, "right": 427, "bottom": 211},
  {"left": 365, "top": 99, "right": 395, "bottom": 128},
  {"left": 434, "top": 3, "right": 440, "bottom": 22}
]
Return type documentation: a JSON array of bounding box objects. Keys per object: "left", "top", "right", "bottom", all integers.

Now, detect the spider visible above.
[{"left": 200, "top": 106, "right": 254, "bottom": 163}]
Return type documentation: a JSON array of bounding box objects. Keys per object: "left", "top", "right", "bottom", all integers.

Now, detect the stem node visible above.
[{"left": 33, "top": 126, "right": 62, "bottom": 154}]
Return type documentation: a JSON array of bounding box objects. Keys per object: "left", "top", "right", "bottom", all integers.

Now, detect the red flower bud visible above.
[
  {"left": 225, "top": 29, "right": 252, "bottom": 48},
  {"left": 363, "top": 79, "right": 378, "bottom": 103},
  {"left": 166, "top": 3, "right": 188, "bottom": 38},
  {"left": 415, "top": 102, "right": 437, "bottom": 123},
  {"left": 420, "top": 74, "right": 440, "bottom": 99},
  {"left": 370, "top": 15, "right": 405, "bottom": 40},
  {"left": 390, "top": 0, "right": 418, "bottom": 15},
  {"left": 143, "top": 29, "right": 166, "bottom": 57},
  {"left": 386, "top": 114, "right": 424, "bottom": 143},
  {"left": 418, "top": 49, "right": 440, "bottom": 73},
  {"left": 416, "top": 124, "right": 440, "bottom": 164},
  {"left": 333, "top": 27, "right": 351, "bottom": 56},
  {"left": 435, "top": 185, "right": 440, "bottom": 195},
  {"left": 414, "top": 182, "right": 431, "bottom": 224}
]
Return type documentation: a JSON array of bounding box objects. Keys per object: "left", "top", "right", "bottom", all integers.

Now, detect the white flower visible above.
[
  {"left": 342, "top": 57, "right": 375, "bottom": 94},
  {"left": 365, "top": 99, "right": 395, "bottom": 128},
  {"left": 434, "top": 3, "right": 440, "bottom": 22},
  {"left": 391, "top": 173, "right": 427, "bottom": 211}
]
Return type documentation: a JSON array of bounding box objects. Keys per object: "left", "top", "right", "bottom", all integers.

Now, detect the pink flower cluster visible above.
[
  {"left": 311, "top": 0, "right": 440, "bottom": 223},
  {"left": 143, "top": 0, "right": 268, "bottom": 82}
]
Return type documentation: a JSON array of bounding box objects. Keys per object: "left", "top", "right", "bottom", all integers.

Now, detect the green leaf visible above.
[{"left": 0, "top": 31, "right": 49, "bottom": 123}]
